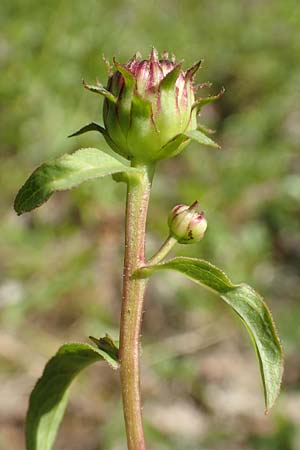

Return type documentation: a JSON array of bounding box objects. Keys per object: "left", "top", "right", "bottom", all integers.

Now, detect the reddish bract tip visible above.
[
  {"left": 102, "top": 55, "right": 112, "bottom": 76},
  {"left": 185, "top": 60, "right": 203, "bottom": 81},
  {"left": 159, "top": 59, "right": 176, "bottom": 76},
  {"left": 188, "top": 200, "right": 199, "bottom": 211},
  {"left": 150, "top": 47, "right": 159, "bottom": 63}
]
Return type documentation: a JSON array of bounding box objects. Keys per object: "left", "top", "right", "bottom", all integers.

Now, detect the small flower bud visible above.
[
  {"left": 82, "top": 48, "right": 224, "bottom": 163},
  {"left": 168, "top": 201, "right": 207, "bottom": 244}
]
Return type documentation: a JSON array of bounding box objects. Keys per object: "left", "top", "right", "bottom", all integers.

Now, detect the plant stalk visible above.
[
  {"left": 147, "top": 235, "right": 177, "bottom": 266},
  {"left": 119, "top": 164, "right": 154, "bottom": 450}
]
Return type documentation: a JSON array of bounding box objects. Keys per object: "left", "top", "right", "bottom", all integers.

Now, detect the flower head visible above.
[
  {"left": 168, "top": 201, "right": 207, "bottom": 244},
  {"left": 83, "top": 48, "right": 223, "bottom": 163}
]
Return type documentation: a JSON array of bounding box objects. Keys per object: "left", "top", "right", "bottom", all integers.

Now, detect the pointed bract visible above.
[
  {"left": 150, "top": 46, "right": 159, "bottom": 62},
  {"left": 102, "top": 55, "right": 112, "bottom": 76},
  {"left": 193, "top": 87, "right": 225, "bottom": 113},
  {"left": 159, "top": 63, "right": 183, "bottom": 92},
  {"left": 68, "top": 122, "right": 106, "bottom": 138},
  {"left": 82, "top": 80, "right": 117, "bottom": 103},
  {"left": 185, "top": 60, "right": 203, "bottom": 81}
]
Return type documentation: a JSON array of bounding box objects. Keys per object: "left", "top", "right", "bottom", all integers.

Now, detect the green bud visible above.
[
  {"left": 168, "top": 201, "right": 207, "bottom": 244},
  {"left": 83, "top": 48, "right": 222, "bottom": 163}
]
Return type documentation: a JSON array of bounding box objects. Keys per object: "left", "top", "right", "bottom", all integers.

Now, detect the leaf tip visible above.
[{"left": 14, "top": 193, "right": 25, "bottom": 215}]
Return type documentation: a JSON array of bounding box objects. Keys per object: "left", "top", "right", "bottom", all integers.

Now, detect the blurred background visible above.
[{"left": 1, "top": 0, "right": 300, "bottom": 449}]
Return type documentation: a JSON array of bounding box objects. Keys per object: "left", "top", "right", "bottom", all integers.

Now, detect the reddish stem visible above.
[{"left": 119, "top": 164, "right": 154, "bottom": 450}]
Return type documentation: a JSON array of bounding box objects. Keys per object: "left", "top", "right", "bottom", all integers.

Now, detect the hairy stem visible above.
[
  {"left": 119, "top": 164, "right": 154, "bottom": 450},
  {"left": 147, "top": 235, "right": 177, "bottom": 266}
]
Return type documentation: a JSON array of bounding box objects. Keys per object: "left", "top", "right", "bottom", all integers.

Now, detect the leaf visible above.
[
  {"left": 68, "top": 122, "right": 106, "bottom": 138},
  {"left": 89, "top": 334, "right": 119, "bottom": 362},
  {"left": 135, "top": 257, "right": 283, "bottom": 412},
  {"left": 14, "top": 148, "right": 139, "bottom": 214},
  {"left": 26, "top": 342, "right": 119, "bottom": 450}
]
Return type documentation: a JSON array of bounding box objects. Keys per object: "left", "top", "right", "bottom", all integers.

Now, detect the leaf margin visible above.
[
  {"left": 134, "top": 256, "right": 283, "bottom": 412},
  {"left": 26, "top": 341, "right": 119, "bottom": 450},
  {"left": 14, "top": 147, "right": 140, "bottom": 215}
]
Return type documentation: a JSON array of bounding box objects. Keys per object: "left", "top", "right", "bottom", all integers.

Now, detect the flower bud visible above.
[
  {"left": 82, "top": 48, "right": 222, "bottom": 163},
  {"left": 168, "top": 201, "right": 207, "bottom": 244}
]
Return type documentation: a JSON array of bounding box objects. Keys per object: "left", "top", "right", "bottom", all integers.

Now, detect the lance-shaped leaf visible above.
[
  {"left": 26, "top": 342, "right": 119, "bottom": 450},
  {"left": 14, "top": 148, "right": 140, "bottom": 214},
  {"left": 135, "top": 257, "right": 283, "bottom": 412}
]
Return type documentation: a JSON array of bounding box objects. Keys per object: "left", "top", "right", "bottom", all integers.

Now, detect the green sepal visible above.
[
  {"left": 82, "top": 80, "right": 117, "bottom": 104},
  {"left": 68, "top": 122, "right": 106, "bottom": 138},
  {"left": 112, "top": 58, "right": 136, "bottom": 87},
  {"left": 155, "top": 63, "right": 185, "bottom": 145},
  {"left": 127, "top": 95, "right": 161, "bottom": 161},
  {"left": 159, "top": 63, "right": 182, "bottom": 92},
  {"left": 130, "top": 94, "right": 152, "bottom": 119},
  {"left": 184, "top": 129, "right": 220, "bottom": 149},
  {"left": 112, "top": 59, "right": 136, "bottom": 133},
  {"left": 134, "top": 257, "right": 283, "bottom": 412},
  {"left": 103, "top": 98, "right": 130, "bottom": 160},
  {"left": 14, "top": 148, "right": 140, "bottom": 214},
  {"left": 197, "top": 123, "right": 215, "bottom": 135},
  {"left": 158, "top": 133, "right": 189, "bottom": 159},
  {"left": 193, "top": 87, "right": 225, "bottom": 113},
  {"left": 159, "top": 128, "right": 220, "bottom": 159},
  {"left": 26, "top": 341, "right": 119, "bottom": 450}
]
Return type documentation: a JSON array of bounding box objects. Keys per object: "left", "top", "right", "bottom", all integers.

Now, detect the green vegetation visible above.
[{"left": 1, "top": 1, "right": 299, "bottom": 449}]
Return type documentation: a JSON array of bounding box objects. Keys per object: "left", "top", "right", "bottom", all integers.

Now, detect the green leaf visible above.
[
  {"left": 89, "top": 334, "right": 119, "bottom": 362},
  {"left": 184, "top": 129, "right": 220, "bottom": 149},
  {"left": 135, "top": 257, "right": 283, "bottom": 412},
  {"left": 26, "top": 342, "right": 119, "bottom": 450},
  {"left": 14, "top": 148, "right": 139, "bottom": 214}
]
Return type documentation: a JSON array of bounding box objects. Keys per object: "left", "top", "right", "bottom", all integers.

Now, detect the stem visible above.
[
  {"left": 147, "top": 235, "right": 177, "bottom": 266},
  {"left": 119, "top": 163, "right": 154, "bottom": 450}
]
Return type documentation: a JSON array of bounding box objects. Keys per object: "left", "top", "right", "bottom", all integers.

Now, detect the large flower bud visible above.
[
  {"left": 82, "top": 48, "right": 222, "bottom": 163},
  {"left": 168, "top": 201, "right": 207, "bottom": 244}
]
